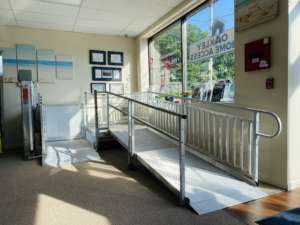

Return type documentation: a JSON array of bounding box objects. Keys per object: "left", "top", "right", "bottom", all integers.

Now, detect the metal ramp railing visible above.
[
  {"left": 127, "top": 92, "right": 282, "bottom": 185},
  {"left": 91, "top": 91, "right": 282, "bottom": 204}
]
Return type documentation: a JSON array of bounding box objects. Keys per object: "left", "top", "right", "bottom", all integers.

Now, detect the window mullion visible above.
[{"left": 181, "top": 18, "right": 188, "bottom": 95}]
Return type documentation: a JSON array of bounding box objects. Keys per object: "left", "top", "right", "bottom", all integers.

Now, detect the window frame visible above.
[
  {"left": 148, "top": 0, "right": 235, "bottom": 98},
  {"left": 148, "top": 20, "right": 184, "bottom": 94},
  {"left": 147, "top": 0, "right": 211, "bottom": 93}
]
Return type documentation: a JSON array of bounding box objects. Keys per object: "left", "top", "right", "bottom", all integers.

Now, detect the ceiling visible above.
[{"left": 0, "top": 0, "right": 185, "bottom": 37}]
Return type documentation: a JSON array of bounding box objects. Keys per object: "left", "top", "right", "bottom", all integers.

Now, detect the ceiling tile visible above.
[
  {"left": 74, "top": 25, "right": 122, "bottom": 35},
  {"left": 10, "top": 0, "right": 80, "bottom": 16},
  {"left": 17, "top": 20, "right": 73, "bottom": 31},
  {"left": 76, "top": 18, "right": 128, "bottom": 30},
  {"left": 7, "top": 0, "right": 185, "bottom": 36},
  {"left": 0, "top": 0, "right": 11, "bottom": 9},
  {"left": 78, "top": 7, "right": 135, "bottom": 23},
  {"left": 81, "top": 0, "right": 172, "bottom": 14},
  {"left": 15, "top": 10, "right": 75, "bottom": 25},
  {"left": 121, "top": 23, "right": 149, "bottom": 37},
  {"left": 36, "top": 0, "right": 82, "bottom": 6},
  {"left": 0, "top": 9, "right": 16, "bottom": 25}
]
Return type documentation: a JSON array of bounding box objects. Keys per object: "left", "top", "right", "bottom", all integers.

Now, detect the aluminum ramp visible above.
[
  {"left": 93, "top": 91, "right": 282, "bottom": 215},
  {"left": 109, "top": 124, "right": 277, "bottom": 215}
]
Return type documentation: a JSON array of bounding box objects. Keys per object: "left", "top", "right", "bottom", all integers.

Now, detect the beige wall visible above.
[
  {"left": 137, "top": 0, "right": 290, "bottom": 189},
  {"left": 136, "top": 38, "right": 149, "bottom": 92},
  {"left": 0, "top": 25, "right": 137, "bottom": 149},
  {"left": 235, "top": 0, "right": 288, "bottom": 188}
]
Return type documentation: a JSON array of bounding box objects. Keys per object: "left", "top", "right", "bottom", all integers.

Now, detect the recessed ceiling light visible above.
[{"left": 35, "top": 0, "right": 82, "bottom": 6}]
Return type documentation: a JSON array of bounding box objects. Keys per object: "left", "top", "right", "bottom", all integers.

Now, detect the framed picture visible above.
[
  {"left": 90, "top": 50, "right": 106, "bottom": 65},
  {"left": 90, "top": 83, "right": 106, "bottom": 93},
  {"left": 235, "top": 0, "right": 279, "bottom": 31},
  {"left": 109, "top": 83, "right": 124, "bottom": 95},
  {"left": 92, "top": 67, "right": 112, "bottom": 81},
  {"left": 108, "top": 51, "right": 123, "bottom": 66},
  {"left": 112, "top": 68, "right": 122, "bottom": 81},
  {"left": 92, "top": 67, "right": 122, "bottom": 81}
]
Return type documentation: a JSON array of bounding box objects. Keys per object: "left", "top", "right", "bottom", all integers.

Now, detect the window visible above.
[
  {"left": 148, "top": 0, "right": 235, "bottom": 102},
  {"left": 187, "top": 0, "right": 235, "bottom": 102},
  {"left": 149, "top": 22, "right": 182, "bottom": 96}
]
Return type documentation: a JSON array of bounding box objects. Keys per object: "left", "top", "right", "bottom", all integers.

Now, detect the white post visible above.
[
  {"left": 252, "top": 112, "right": 260, "bottom": 184},
  {"left": 181, "top": 18, "right": 188, "bottom": 94},
  {"left": 179, "top": 115, "right": 187, "bottom": 204},
  {"left": 209, "top": 0, "right": 214, "bottom": 102},
  {"left": 128, "top": 100, "right": 135, "bottom": 166}
]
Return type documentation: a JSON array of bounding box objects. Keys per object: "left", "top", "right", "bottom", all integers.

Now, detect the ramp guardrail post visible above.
[
  {"left": 179, "top": 115, "right": 187, "bottom": 205},
  {"left": 94, "top": 91, "right": 99, "bottom": 150},
  {"left": 128, "top": 100, "right": 135, "bottom": 167},
  {"left": 252, "top": 112, "right": 260, "bottom": 184},
  {"left": 106, "top": 92, "right": 110, "bottom": 130}
]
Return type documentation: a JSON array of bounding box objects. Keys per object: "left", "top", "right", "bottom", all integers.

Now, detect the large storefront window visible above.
[
  {"left": 149, "top": 22, "right": 182, "bottom": 96},
  {"left": 188, "top": 0, "right": 235, "bottom": 102},
  {"left": 149, "top": 0, "right": 235, "bottom": 102}
]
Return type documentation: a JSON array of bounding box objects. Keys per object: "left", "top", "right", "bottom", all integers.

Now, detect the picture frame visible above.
[
  {"left": 90, "top": 83, "right": 106, "bottom": 93},
  {"left": 89, "top": 50, "right": 106, "bottom": 65},
  {"left": 112, "top": 68, "right": 122, "bottom": 81},
  {"left": 92, "top": 67, "right": 122, "bottom": 81},
  {"left": 109, "top": 83, "right": 124, "bottom": 95},
  {"left": 235, "top": 0, "right": 279, "bottom": 32},
  {"left": 92, "top": 67, "right": 112, "bottom": 81},
  {"left": 108, "top": 51, "right": 123, "bottom": 66}
]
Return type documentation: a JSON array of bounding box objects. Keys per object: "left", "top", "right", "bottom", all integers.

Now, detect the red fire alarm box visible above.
[{"left": 245, "top": 37, "right": 271, "bottom": 72}]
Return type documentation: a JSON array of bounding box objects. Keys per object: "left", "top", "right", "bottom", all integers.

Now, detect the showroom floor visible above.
[{"left": 0, "top": 147, "right": 247, "bottom": 225}]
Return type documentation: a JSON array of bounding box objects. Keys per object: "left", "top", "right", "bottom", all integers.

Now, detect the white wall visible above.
[
  {"left": 137, "top": 0, "right": 290, "bottom": 189},
  {"left": 0, "top": 25, "right": 137, "bottom": 149},
  {"left": 136, "top": 38, "right": 149, "bottom": 92},
  {"left": 288, "top": 0, "right": 300, "bottom": 189}
]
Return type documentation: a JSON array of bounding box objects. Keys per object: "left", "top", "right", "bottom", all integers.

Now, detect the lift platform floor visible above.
[
  {"left": 109, "top": 124, "right": 280, "bottom": 215},
  {"left": 43, "top": 139, "right": 100, "bottom": 167}
]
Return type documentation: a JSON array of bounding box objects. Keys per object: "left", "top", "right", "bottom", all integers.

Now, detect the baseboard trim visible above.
[{"left": 288, "top": 179, "right": 300, "bottom": 190}]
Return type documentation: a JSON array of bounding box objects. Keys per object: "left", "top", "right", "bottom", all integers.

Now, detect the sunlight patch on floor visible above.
[
  {"left": 34, "top": 194, "right": 111, "bottom": 225},
  {"left": 49, "top": 164, "right": 79, "bottom": 176},
  {"left": 83, "top": 166, "right": 137, "bottom": 183}
]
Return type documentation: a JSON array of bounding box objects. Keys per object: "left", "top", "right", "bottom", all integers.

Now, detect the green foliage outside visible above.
[{"left": 152, "top": 23, "right": 235, "bottom": 95}]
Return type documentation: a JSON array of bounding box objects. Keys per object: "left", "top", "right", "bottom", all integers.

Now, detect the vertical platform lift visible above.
[{"left": 18, "top": 70, "right": 42, "bottom": 159}]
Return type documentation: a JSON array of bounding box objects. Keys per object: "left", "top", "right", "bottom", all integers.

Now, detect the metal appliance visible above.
[{"left": 18, "top": 70, "right": 42, "bottom": 159}]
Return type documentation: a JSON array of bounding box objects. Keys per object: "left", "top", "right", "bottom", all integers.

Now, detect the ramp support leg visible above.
[
  {"left": 252, "top": 112, "right": 260, "bottom": 185},
  {"left": 179, "top": 115, "right": 187, "bottom": 205},
  {"left": 106, "top": 93, "right": 110, "bottom": 130},
  {"left": 94, "top": 90, "right": 99, "bottom": 150},
  {"left": 128, "top": 100, "right": 135, "bottom": 169}
]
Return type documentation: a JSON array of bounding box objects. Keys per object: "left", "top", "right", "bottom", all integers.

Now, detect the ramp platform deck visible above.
[{"left": 109, "top": 124, "right": 279, "bottom": 215}]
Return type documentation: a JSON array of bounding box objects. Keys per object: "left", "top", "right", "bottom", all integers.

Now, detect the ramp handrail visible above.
[
  {"left": 108, "top": 92, "right": 187, "bottom": 119},
  {"left": 142, "top": 91, "right": 282, "bottom": 139},
  {"left": 128, "top": 92, "right": 282, "bottom": 185},
  {"left": 94, "top": 91, "right": 282, "bottom": 200}
]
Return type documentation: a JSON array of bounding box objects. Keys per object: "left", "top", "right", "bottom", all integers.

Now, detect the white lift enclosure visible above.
[{"left": 41, "top": 103, "right": 100, "bottom": 167}]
